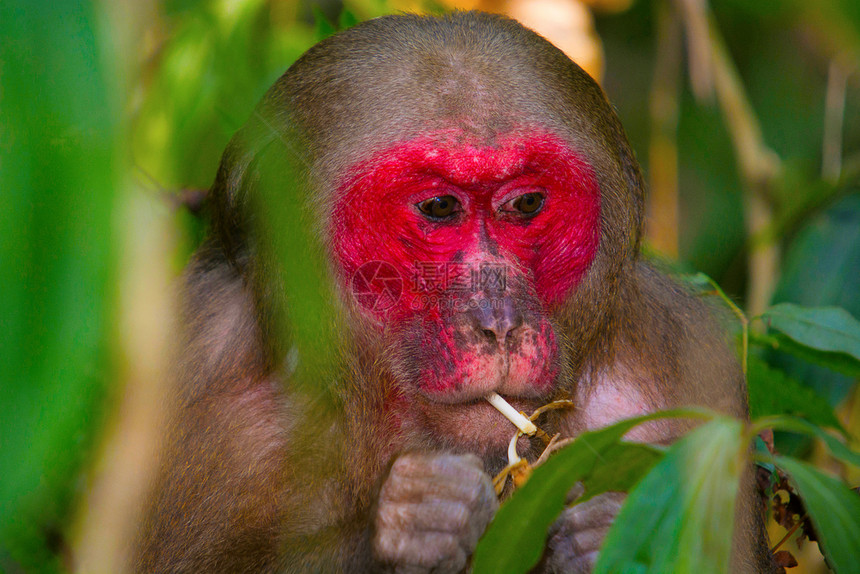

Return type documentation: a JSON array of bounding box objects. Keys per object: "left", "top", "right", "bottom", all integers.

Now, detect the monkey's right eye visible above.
[{"left": 417, "top": 195, "right": 460, "bottom": 220}]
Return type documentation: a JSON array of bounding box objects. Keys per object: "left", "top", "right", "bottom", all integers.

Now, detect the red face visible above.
[{"left": 332, "top": 128, "right": 600, "bottom": 449}]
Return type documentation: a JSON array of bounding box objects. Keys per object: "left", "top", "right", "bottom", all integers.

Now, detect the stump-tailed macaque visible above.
[{"left": 134, "top": 11, "right": 776, "bottom": 573}]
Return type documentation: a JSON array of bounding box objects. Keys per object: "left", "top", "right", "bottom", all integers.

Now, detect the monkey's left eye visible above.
[
  {"left": 417, "top": 195, "right": 461, "bottom": 220},
  {"left": 504, "top": 192, "right": 545, "bottom": 217}
]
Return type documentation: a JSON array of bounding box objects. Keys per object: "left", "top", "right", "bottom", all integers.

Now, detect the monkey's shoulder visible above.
[{"left": 614, "top": 261, "right": 746, "bottom": 415}]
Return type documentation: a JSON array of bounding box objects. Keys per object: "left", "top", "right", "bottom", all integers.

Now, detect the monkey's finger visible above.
[
  {"left": 377, "top": 499, "right": 470, "bottom": 534},
  {"left": 381, "top": 471, "right": 494, "bottom": 508},
  {"left": 561, "top": 491, "right": 625, "bottom": 531},
  {"left": 543, "top": 546, "right": 599, "bottom": 574},
  {"left": 389, "top": 452, "right": 485, "bottom": 481}
]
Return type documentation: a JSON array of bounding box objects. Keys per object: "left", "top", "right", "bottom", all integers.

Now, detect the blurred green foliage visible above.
[
  {"left": 598, "top": 0, "right": 860, "bottom": 292},
  {"left": 0, "top": 1, "right": 120, "bottom": 571}
]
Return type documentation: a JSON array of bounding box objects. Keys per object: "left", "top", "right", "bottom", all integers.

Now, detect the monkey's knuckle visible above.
[
  {"left": 427, "top": 533, "right": 468, "bottom": 573},
  {"left": 381, "top": 531, "right": 464, "bottom": 572},
  {"left": 543, "top": 505, "right": 612, "bottom": 574},
  {"left": 466, "top": 475, "right": 497, "bottom": 511},
  {"left": 544, "top": 546, "right": 599, "bottom": 574},
  {"left": 376, "top": 500, "right": 413, "bottom": 531},
  {"left": 453, "top": 453, "right": 483, "bottom": 470},
  {"left": 565, "top": 492, "right": 625, "bottom": 530},
  {"left": 381, "top": 471, "right": 418, "bottom": 503},
  {"left": 432, "top": 499, "right": 471, "bottom": 533},
  {"left": 372, "top": 528, "right": 407, "bottom": 563},
  {"left": 391, "top": 453, "right": 428, "bottom": 476}
]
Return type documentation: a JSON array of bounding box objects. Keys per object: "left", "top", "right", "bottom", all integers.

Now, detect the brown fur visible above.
[{"left": 133, "top": 11, "right": 776, "bottom": 573}]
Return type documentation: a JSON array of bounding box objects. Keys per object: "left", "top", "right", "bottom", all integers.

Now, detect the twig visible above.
[
  {"left": 707, "top": 17, "right": 782, "bottom": 318},
  {"left": 771, "top": 513, "right": 807, "bottom": 553},
  {"left": 822, "top": 58, "right": 849, "bottom": 183},
  {"left": 674, "top": 0, "right": 714, "bottom": 101},
  {"left": 648, "top": 1, "right": 683, "bottom": 257}
]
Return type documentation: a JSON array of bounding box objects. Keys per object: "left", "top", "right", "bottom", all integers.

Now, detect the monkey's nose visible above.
[{"left": 470, "top": 297, "right": 523, "bottom": 345}]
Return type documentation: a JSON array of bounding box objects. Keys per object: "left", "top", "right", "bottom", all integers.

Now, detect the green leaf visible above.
[
  {"left": 767, "top": 193, "right": 860, "bottom": 405},
  {"left": 594, "top": 418, "right": 745, "bottom": 574},
  {"left": 775, "top": 457, "right": 860, "bottom": 574},
  {"left": 754, "top": 332, "right": 860, "bottom": 379},
  {"left": 0, "top": 0, "right": 118, "bottom": 569},
  {"left": 254, "top": 125, "right": 342, "bottom": 403},
  {"left": 579, "top": 443, "right": 664, "bottom": 504},
  {"left": 761, "top": 303, "right": 860, "bottom": 362},
  {"left": 754, "top": 416, "right": 860, "bottom": 468},
  {"left": 746, "top": 355, "right": 845, "bottom": 431},
  {"left": 472, "top": 409, "right": 711, "bottom": 574}
]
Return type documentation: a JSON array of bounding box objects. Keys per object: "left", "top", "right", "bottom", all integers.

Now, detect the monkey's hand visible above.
[
  {"left": 540, "top": 492, "right": 625, "bottom": 574},
  {"left": 373, "top": 452, "right": 498, "bottom": 574}
]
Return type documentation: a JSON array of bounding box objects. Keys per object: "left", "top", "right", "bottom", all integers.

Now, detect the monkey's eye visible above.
[
  {"left": 417, "top": 195, "right": 460, "bottom": 220},
  {"left": 504, "top": 192, "right": 545, "bottom": 217}
]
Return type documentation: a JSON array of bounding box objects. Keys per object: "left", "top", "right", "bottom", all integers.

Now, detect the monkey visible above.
[{"left": 132, "top": 11, "right": 777, "bottom": 573}]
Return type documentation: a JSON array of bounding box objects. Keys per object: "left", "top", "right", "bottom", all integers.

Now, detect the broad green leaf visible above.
[
  {"left": 775, "top": 457, "right": 860, "bottom": 574},
  {"left": 762, "top": 303, "right": 860, "bottom": 362},
  {"left": 0, "top": 0, "right": 118, "bottom": 569},
  {"left": 746, "top": 355, "right": 845, "bottom": 432},
  {"left": 472, "top": 409, "right": 711, "bottom": 574},
  {"left": 767, "top": 193, "right": 860, "bottom": 405},
  {"left": 755, "top": 332, "right": 860, "bottom": 379},
  {"left": 579, "top": 443, "right": 664, "bottom": 504},
  {"left": 594, "top": 418, "right": 745, "bottom": 574}
]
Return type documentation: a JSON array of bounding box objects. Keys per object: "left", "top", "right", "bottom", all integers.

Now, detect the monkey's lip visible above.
[
  {"left": 459, "top": 397, "right": 543, "bottom": 447},
  {"left": 423, "top": 392, "right": 543, "bottom": 429},
  {"left": 411, "top": 393, "right": 546, "bottom": 456}
]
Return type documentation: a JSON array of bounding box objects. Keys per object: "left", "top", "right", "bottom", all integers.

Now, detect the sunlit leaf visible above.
[{"left": 594, "top": 418, "right": 745, "bottom": 574}]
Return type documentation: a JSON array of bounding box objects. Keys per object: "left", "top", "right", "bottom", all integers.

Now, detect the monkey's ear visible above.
[
  {"left": 208, "top": 115, "right": 284, "bottom": 270},
  {"left": 208, "top": 140, "right": 255, "bottom": 269}
]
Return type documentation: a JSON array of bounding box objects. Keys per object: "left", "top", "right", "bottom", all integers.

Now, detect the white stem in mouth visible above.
[
  {"left": 485, "top": 392, "right": 537, "bottom": 435},
  {"left": 507, "top": 432, "right": 521, "bottom": 465}
]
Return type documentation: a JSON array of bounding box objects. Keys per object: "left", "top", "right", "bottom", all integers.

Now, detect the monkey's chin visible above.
[{"left": 415, "top": 395, "right": 544, "bottom": 461}]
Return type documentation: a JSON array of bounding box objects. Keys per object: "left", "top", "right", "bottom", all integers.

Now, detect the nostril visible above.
[{"left": 471, "top": 300, "right": 523, "bottom": 345}]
